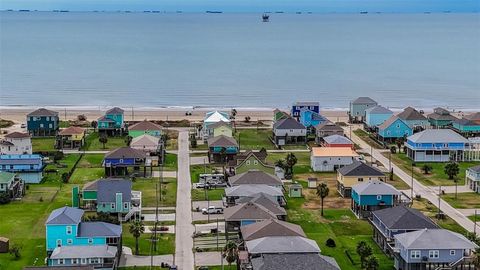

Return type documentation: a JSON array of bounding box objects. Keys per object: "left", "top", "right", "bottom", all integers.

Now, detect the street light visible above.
[{"left": 410, "top": 162, "right": 414, "bottom": 200}]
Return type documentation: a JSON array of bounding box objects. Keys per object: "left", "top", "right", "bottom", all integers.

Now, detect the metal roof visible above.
[
  {"left": 246, "top": 236, "right": 320, "bottom": 254},
  {"left": 351, "top": 97, "right": 377, "bottom": 104},
  {"left": 352, "top": 180, "right": 400, "bottom": 196},
  {"left": 365, "top": 105, "right": 393, "bottom": 115},
  {"left": 250, "top": 254, "right": 340, "bottom": 270},
  {"left": 229, "top": 170, "right": 282, "bottom": 186},
  {"left": 46, "top": 206, "right": 84, "bottom": 225},
  {"left": 77, "top": 222, "right": 122, "bottom": 238},
  {"left": 395, "top": 228, "right": 478, "bottom": 250},
  {"left": 407, "top": 129, "right": 469, "bottom": 143},
  {"left": 97, "top": 179, "right": 132, "bottom": 203},
  {"left": 50, "top": 245, "right": 117, "bottom": 259},
  {"left": 323, "top": 134, "right": 353, "bottom": 145}
]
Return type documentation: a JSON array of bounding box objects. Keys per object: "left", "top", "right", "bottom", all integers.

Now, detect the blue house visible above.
[
  {"left": 393, "top": 229, "right": 478, "bottom": 270},
  {"left": 299, "top": 109, "right": 327, "bottom": 132},
  {"left": 371, "top": 205, "right": 438, "bottom": 256},
  {"left": 349, "top": 97, "right": 378, "bottom": 123},
  {"left": 405, "top": 129, "right": 469, "bottom": 162},
  {"left": 364, "top": 105, "right": 393, "bottom": 128},
  {"left": 397, "top": 107, "right": 430, "bottom": 131},
  {"left": 45, "top": 206, "right": 122, "bottom": 269},
  {"left": 98, "top": 107, "right": 125, "bottom": 136},
  {"left": 27, "top": 108, "right": 59, "bottom": 137},
  {"left": 207, "top": 135, "right": 239, "bottom": 163},
  {"left": 103, "top": 147, "right": 148, "bottom": 177},
  {"left": 377, "top": 116, "right": 412, "bottom": 142},
  {"left": 0, "top": 154, "right": 44, "bottom": 183},
  {"left": 291, "top": 102, "right": 320, "bottom": 119},
  {"left": 351, "top": 180, "right": 402, "bottom": 219}
]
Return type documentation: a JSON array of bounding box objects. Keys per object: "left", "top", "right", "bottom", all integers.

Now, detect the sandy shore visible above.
[{"left": 0, "top": 107, "right": 349, "bottom": 124}]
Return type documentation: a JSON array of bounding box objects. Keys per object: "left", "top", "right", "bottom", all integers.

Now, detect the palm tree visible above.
[
  {"left": 91, "top": 120, "right": 98, "bottom": 132},
  {"left": 230, "top": 108, "right": 237, "bottom": 132},
  {"left": 99, "top": 135, "right": 108, "bottom": 149},
  {"left": 129, "top": 220, "right": 145, "bottom": 255},
  {"left": 395, "top": 138, "right": 403, "bottom": 150},
  {"left": 365, "top": 256, "right": 379, "bottom": 270},
  {"left": 316, "top": 182, "right": 329, "bottom": 216},
  {"left": 125, "top": 135, "right": 133, "bottom": 146},
  {"left": 356, "top": 241, "right": 372, "bottom": 268},
  {"left": 285, "top": 153, "right": 297, "bottom": 179},
  {"left": 223, "top": 240, "right": 238, "bottom": 269}
]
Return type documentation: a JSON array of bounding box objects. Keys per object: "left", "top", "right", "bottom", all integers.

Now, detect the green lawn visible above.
[
  {"left": 69, "top": 168, "right": 105, "bottom": 184},
  {"left": 236, "top": 129, "right": 274, "bottom": 150},
  {"left": 353, "top": 129, "right": 384, "bottom": 149},
  {"left": 42, "top": 154, "right": 81, "bottom": 183},
  {"left": 441, "top": 193, "right": 480, "bottom": 209},
  {"left": 199, "top": 266, "right": 236, "bottom": 270},
  {"left": 192, "top": 188, "right": 225, "bottom": 201},
  {"left": 285, "top": 199, "right": 393, "bottom": 270},
  {"left": 132, "top": 177, "right": 177, "bottom": 207},
  {"left": 122, "top": 224, "right": 175, "bottom": 255},
  {"left": 386, "top": 152, "right": 479, "bottom": 186},
  {"left": 190, "top": 164, "right": 224, "bottom": 183},
  {"left": 266, "top": 152, "right": 311, "bottom": 174},
  {"left": 83, "top": 132, "right": 128, "bottom": 150},
  {"left": 31, "top": 137, "right": 56, "bottom": 152},
  {"left": 468, "top": 214, "right": 480, "bottom": 223},
  {"left": 77, "top": 154, "right": 104, "bottom": 168},
  {"left": 163, "top": 153, "right": 178, "bottom": 171}
]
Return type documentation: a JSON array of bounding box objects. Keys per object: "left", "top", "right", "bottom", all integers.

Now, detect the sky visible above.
[{"left": 0, "top": 0, "right": 479, "bottom": 13}]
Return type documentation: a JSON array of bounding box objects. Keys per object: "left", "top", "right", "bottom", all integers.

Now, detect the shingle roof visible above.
[
  {"left": 106, "top": 107, "right": 124, "bottom": 114},
  {"left": 465, "top": 112, "right": 480, "bottom": 121},
  {"left": 377, "top": 115, "right": 408, "bottom": 130},
  {"left": 237, "top": 193, "right": 286, "bottom": 216},
  {"left": 315, "top": 121, "right": 344, "bottom": 132},
  {"left": 207, "top": 135, "right": 238, "bottom": 148},
  {"left": 228, "top": 150, "right": 269, "bottom": 167},
  {"left": 104, "top": 147, "right": 146, "bottom": 159},
  {"left": 0, "top": 155, "right": 42, "bottom": 165},
  {"left": 241, "top": 219, "right": 305, "bottom": 241},
  {"left": 246, "top": 236, "right": 320, "bottom": 254},
  {"left": 46, "top": 206, "right": 84, "bottom": 225},
  {"left": 352, "top": 180, "right": 400, "bottom": 196},
  {"left": 323, "top": 135, "right": 353, "bottom": 145},
  {"left": 273, "top": 118, "right": 306, "bottom": 130},
  {"left": 4, "top": 132, "right": 30, "bottom": 139},
  {"left": 225, "top": 185, "right": 283, "bottom": 198},
  {"left": 427, "top": 112, "right": 457, "bottom": 121},
  {"left": 311, "top": 147, "right": 358, "bottom": 157},
  {"left": 224, "top": 202, "right": 277, "bottom": 221},
  {"left": 372, "top": 205, "right": 438, "bottom": 230},
  {"left": 77, "top": 222, "right": 122, "bottom": 237},
  {"left": 59, "top": 126, "right": 85, "bottom": 136},
  {"left": 27, "top": 108, "right": 58, "bottom": 117},
  {"left": 0, "top": 171, "right": 16, "bottom": 183},
  {"left": 250, "top": 254, "right": 340, "bottom": 270},
  {"left": 128, "top": 120, "right": 163, "bottom": 131},
  {"left": 98, "top": 115, "right": 115, "bottom": 122},
  {"left": 351, "top": 97, "right": 377, "bottom": 104},
  {"left": 395, "top": 228, "right": 478, "bottom": 250},
  {"left": 397, "top": 107, "right": 427, "bottom": 121},
  {"left": 82, "top": 180, "right": 98, "bottom": 191},
  {"left": 455, "top": 118, "right": 480, "bottom": 126},
  {"left": 97, "top": 179, "right": 132, "bottom": 202},
  {"left": 407, "top": 129, "right": 469, "bottom": 143},
  {"left": 50, "top": 245, "right": 117, "bottom": 259},
  {"left": 229, "top": 170, "right": 282, "bottom": 186},
  {"left": 365, "top": 105, "right": 393, "bottom": 115},
  {"left": 337, "top": 161, "right": 385, "bottom": 177}
]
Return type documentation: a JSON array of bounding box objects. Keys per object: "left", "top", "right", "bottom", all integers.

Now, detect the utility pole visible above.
[
  {"left": 438, "top": 185, "right": 442, "bottom": 217},
  {"left": 410, "top": 162, "right": 414, "bottom": 200},
  {"left": 474, "top": 209, "right": 477, "bottom": 236}
]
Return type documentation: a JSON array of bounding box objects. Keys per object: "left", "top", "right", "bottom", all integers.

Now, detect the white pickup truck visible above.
[{"left": 201, "top": 206, "right": 223, "bottom": 215}]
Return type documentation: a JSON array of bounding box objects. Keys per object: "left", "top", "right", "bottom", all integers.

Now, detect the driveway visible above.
[
  {"left": 195, "top": 252, "right": 229, "bottom": 266},
  {"left": 142, "top": 213, "right": 175, "bottom": 222},
  {"left": 120, "top": 254, "right": 174, "bottom": 267}
]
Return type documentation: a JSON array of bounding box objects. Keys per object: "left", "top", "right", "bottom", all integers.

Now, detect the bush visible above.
[
  {"left": 77, "top": 114, "right": 87, "bottom": 121},
  {"left": 9, "top": 245, "right": 22, "bottom": 260},
  {"left": 390, "top": 146, "right": 397, "bottom": 154},
  {"left": 326, "top": 238, "right": 336, "bottom": 247},
  {"left": 53, "top": 151, "right": 64, "bottom": 163},
  {"left": 0, "top": 193, "right": 11, "bottom": 204}
]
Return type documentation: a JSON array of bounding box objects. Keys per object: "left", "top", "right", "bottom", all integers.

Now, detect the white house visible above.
[
  {"left": 0, "top": 132, "right": 32, "bottom": 155},
  {"left": 310, "top": 147, "right": 359, "bottom": 172},
  {"left": 466, "top": 165, "right": 480, "bottom": 193},
  {"left": 273, "top": 118, "right": 307, "bottom": 146}
]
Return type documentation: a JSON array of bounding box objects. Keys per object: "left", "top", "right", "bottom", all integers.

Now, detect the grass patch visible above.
[
  {"left": 163, "top": 153, "right": 178, "bottom": 171},
  {"left": 77, "top": 154, "right": 104, "bottom": 168},
  {"left": 442, "top": 193, "right": 480, "bottom": 209},
  {"left": 42, "top": 154, "right": 81, "bottom": 183},
  {"left": 190, "top": 164, "right": 222, "bottom": 183},
  {"left": 236, "top": 129, "right": 275, "bottom": 150},
  {"left": 83, "top": 132, "right": 127, "bottom": 150},
  {"left": 468, "top": 214, "right": 480, "bottom": 223},
  {"left": 266, "top": 152, "right": 311, "bottom": 174},
  {"left": 70, "top": 168, "right": 105, "bottom": 184},
  {"left": 122, "top": 223, "right": 175, "bottom": 255},
  {"left": 132, "top": 177, "right": 177, "bottom": 207},
  {"left": 353, "top": 129, "right": 384, "bottom": 149},
  {"left": 192, "top": 188, "right": 225, "bottom": 201},
  {"left": 32, "top": 137, "right": 56, "bottom": 152}
]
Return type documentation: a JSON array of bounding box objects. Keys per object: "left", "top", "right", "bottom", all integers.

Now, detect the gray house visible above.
[
  {"left": 240, "top": 219, "right": 305, "bottom": 242},
  {"left": 370, "top": 205, "right": 438, "bottom": 256},
  {"left": 349, "top": 97, "right": 378, "bottom": 123},
  {"left": 466, "top": 165, "right": 480, "bottom": 193},
  {"left": 315, "top": 121, "right": 344, "bottom": 143},
  {"left": 393, "top": 228, "right": 478, "bottom": 270},
  {"left": 224, "top": 184, "right": 285, "bottom": 206},
  {"left": 250, "top": 253, "right": 340, "bottom": 270},
  {"left": 228, "top": 170, "right": 283, "bottom": 188},
  {"left": 224, "top": 202, "right": 278, "bottom": 235},
  {"left": 272, "top": 117, "right": 307, "bottom": 146},
  {"left": 237, "top": 193, "right": 286, "bottom": 219}
]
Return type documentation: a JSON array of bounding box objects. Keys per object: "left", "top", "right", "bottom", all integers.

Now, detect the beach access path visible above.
[
  {"left": 346, "top": 126, "right": 477, "bottom": 234},
  {"left": 174, "top": 129, "right": 195, "bottom": 269}
]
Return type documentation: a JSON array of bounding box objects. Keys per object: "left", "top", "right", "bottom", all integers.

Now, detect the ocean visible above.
[{"left": 0, "top": 12, "right": 479, "bottom": 110}]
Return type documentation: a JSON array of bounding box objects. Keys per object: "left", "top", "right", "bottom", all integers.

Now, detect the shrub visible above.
[
  {"left": 0, "top": 193, "right": 11, "bottom": 204},
  {"left": 53, "top": 151, "right": 64, "bottom": 163},
  {"left": 390, "top": 146, "right": 397, "bottom": 154},
  {"left": 77, "top": 114, "right": 87, "bottom": 121},
  {"left": 9, "top": 245, "right": 22, "bottom": 260},
  {"left": 326, "top": 238, "right": 336, "bottom": 247}
]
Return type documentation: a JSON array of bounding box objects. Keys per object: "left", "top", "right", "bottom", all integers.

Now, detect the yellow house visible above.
[
  {"left": 211, "top": 121, "right": 233, "bottom": 138},
  {"left": 336, "top": 161, "right": 386, "bottom": 198},
  {"left": 57, "top": 126, "right": 86, "bottom": 149}
]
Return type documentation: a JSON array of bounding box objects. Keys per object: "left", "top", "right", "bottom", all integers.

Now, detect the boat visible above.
[
  {"left": 262, "top": 13, "right": 269, "bottom": 22},
  {"left": 206, "top": 11, "right": 223, "bottom": 13}
]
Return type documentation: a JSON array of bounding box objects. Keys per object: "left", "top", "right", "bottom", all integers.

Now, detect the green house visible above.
[
  {"left": 427, "top": 107, "right": 457, "bottom": 127},
  {"left": 273, "top": 109, "right": 289, "bottom": 122},
  {"left": 228, "top": 150, "right": 274, "bottom": 175},
  {"left": 0, "top": 171, "right": 24, "bottom": 199},
  {"left": 128, "top": 120, "right": 163, "bottom": 138}
]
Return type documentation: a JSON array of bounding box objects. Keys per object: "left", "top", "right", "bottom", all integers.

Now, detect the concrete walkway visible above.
[
  {"left": 174, "top": 130, "right": 195, "bottom": 269},
  {"left": 195, "top": 252, "right": 229, "bottom": 267},
  {"left": 152, "top": 170, "right": 177, "bottom": 178},
  {"left": 120, "top": 254, "right": 174, "bottom": 267},
  {"left": 347, "top": 126, "right": 479, "bottom": 234}
]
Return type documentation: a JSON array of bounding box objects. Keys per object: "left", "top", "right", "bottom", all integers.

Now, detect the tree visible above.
[
  {"left": 129, "top": 220, "right": 145, "bottom": 255},
  {"left": 244, "top": 116, "right": 251, "bottom": 122},
  {"left": 444, "top": 162, "right": 459, "bottom": 180},
  {"left": 0, "top": 192, "right": 11, "bottom": 205},
  {"left": 223, "top": 240, "right": 238, "bottom": 269},
  {"left": 91, "top": 120, "right": 98, "bottom": 131},
  {"left": 77, "top": 114, "right": 87, "bottom": 121},
  {"left": 259, "top": 147, "right": 267, "bottom": 156},
  {"left": 365, "top": 256, "right": 379, "bottom": 270},
  {"left": 285, "top": 153, "right": 297, "bottom": 179},
  {"left": 473, "top": 248, "right": 480, "bottom": 269},
  {"left": 395, "top": 138, "right": 403, "bottom": 150},
  {"left": 422, "top": 164, "right": 433, "bottom": 174},
  {"left": 390, "top": 146, "right": 397, "bottom": 154},
  {"left": 316, "top": 182, "right": 329, "bottom": 216},
  {"left": 9, "top": 244, "right": 21, "bottom": 260},
  {"left": 61, "top": 172, "right": 69, "bottom": 183},
  {"left": 53, "top": 151, "right": 64, "bottom": 163},
  {"left": 99, "top": 135, "right": 108, "bottom": 149},
  {"left": 356, "top": 241, "right": 372, "bottom": 268},
  {"left": 125, "top": 135, "right": 133, "bottom": 146},
  {"left": 230, "top": 108, "right": 237, "bottom": 132}
]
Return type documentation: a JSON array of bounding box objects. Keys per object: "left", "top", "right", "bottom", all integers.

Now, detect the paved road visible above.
[
  {"left": 174, "top": 130, "right": 195, "bottom": 269},
  {"left": 347, "top": 127, "right": 478, "bottom": 234}
]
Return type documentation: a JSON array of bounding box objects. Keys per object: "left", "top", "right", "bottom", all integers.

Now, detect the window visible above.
[
  {"left": 72, "top": 258, "right": 78, "bottom": 264},
  {"left": 49, "top": 123, "right": 53, "bottom": 128},
  {"left": 88, "top": 238, "right": 93, "bottom": 245},
  {"left": 358, "top": 178, "right": 364, "bottom": 182},
  {"left": 56, "top": 239, "right": 62, "bottom": 247},
  {"left": 66, "top": 226, "right": 72, "bottom": 235},
  {"left": 246, "top": 160, "right": 250, "bottom": 165},
  {"left": 58, "top": 259, "right": 65, "bottom": 265},
  {"left": 377, "top": 195, "right": 382, "bottom": 200},
  {"left": 40, "top": 124, "right": 44, "bottom": 128},
  {"left": 429, "top": 250, "right": 439, "bottom": 259},
  {"left": 81, "top": 258, "right": 87, "bottom": 264},
  {"left": 450, "top": 250, "right": 456, "bottom": 256},
  {"left": 254, "top": 160, "right": 258, "bottom": 165},
  {"left": 67, "top": 239, "right": 73, "bottom": 245},
  {"left": 102, "top": 203, "right": 106, "bottom": 208},
  {"left": 124, "top": 202, "right": 129, "bottom": 209},
  {"left": 397, "top": 124, "right": 400, "bottom": 128},
  {"left": 411, "top": 250, "right": 421, "bottom": 259},
  {"left": 111, "top": 203, "right": 115, "bottom": 209},
  {"left": 119, "top": 158, "right": 124, "bottom": 163}
]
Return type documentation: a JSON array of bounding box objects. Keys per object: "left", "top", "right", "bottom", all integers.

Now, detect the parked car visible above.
[
  {"left": 20, "top": 123, "right": 26, "bottom": 128},
  {"left": 202, "top": 206, "right": 223, "bottom": 214},
  {"left": 208, "top": 181, "right": 227, "bottom": 188},
  {"left": 195, "top": 182, "right": 210, "bottom": 189}
]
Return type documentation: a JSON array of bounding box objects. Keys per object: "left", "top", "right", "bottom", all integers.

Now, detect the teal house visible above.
[
  {"left": 377, "top": 116, "right": 412, "bottom": 142},
  {"left": 453, "top": 118, "right": 480, "bottom": 135},
  {"left": 26, "top": 108, "right": 59, "bottom": 137},
  {"left": 397, "top": 107, "right": 430, "bottom": 131},
  {"left": 349, "top": 97, "right": 378, "bottom": 123},
  {"left": 351, "top": 180, "right": 402, "bottom": 219},
  {"left": 128, "top": 120, "right": 163, "bottom": 138},
  {"left": 98, "top": 107, "right": 125, "bottom": 136},
  {"left": 427, "top": 107, "right": 457, "bottom": 128},
  {"left": 207, "top": 135, "right": 239, "bottom": 163},
  {"left": 364, "top": 105, "right": 393, "bottom": 128},
  {"left": 45, "top": 206, "right": 122, "bottom": 269}
]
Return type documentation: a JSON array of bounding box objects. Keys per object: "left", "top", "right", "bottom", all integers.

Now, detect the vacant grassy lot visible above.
[
  {"left": 42, "top": 154, "right": 81, "bottom": 183},
  {"left": 190, "top": 164, "right": 223, "bottom": 183},
  {"left": 385, "top": 152, "right": 479, "bottom": 186},
  {"left": 83, "top": 132, "right": 127, "bottom": 150},
  {"left": 69, "top": 168, "right": 105, "bottom": 184},
  {"left": 163, "top": 153, "right": 178, "bottom": 171},
  {"left": 77, "top": 154, "right": 104, "bottom": 168},
  {"left": 353, "top": 129, "right": 384, "bottom": 149},
  {"left": 122, "top": 224, "right": 175, "bottom": 255},
  {"left": 31, "top": 137, "right": 56, "bottom": 152},
  {"left": 132, "top": 177, "right": 177, "bottom": 207},
  {"left": 192, "top": 188, "right": 225, "bottom": 201},
  {"left": 442, "top": 192, "right": 480, "bottom": 209},
  {"left": 236, "top": 129, "right": 274, "bottom": 150},
  {"left": 266, "top": 151, "right": 311, "bottom": 174}
]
